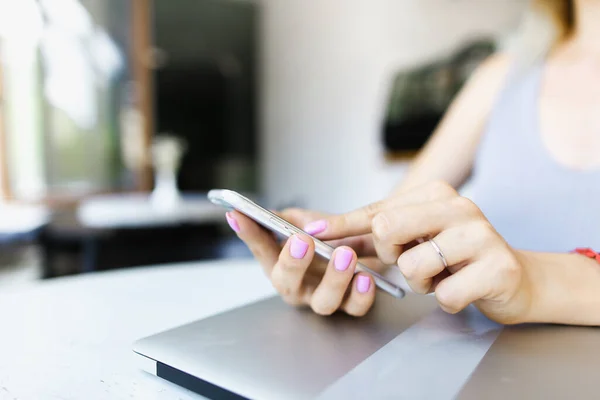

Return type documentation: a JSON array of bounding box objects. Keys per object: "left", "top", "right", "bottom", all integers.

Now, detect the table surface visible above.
[
  {"left": 0, "top": 204, "right": 49, "bottom": 236},
  {"left": 2, "top": 260, "right": 599, "bottom": 400},
  {"left": 0, "top": 260, "right": 276, "bottom": 400}
]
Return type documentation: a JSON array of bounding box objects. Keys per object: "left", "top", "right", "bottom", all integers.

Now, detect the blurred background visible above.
[{"left": 0, "top": 0, "right": 528, "bottom": 286}]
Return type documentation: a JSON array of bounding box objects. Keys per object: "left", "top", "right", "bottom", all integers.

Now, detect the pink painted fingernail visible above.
[
  {"left": 290, "top": 236, "right": 309, "bottom": 259},
  {"left": 334, "top": 248, "right": 353, "bottom": 271},
  {"left": 357, "top": 275, "right": 371, "bottom": 293},
  {"left": 304, "top": 220, "right": 327, "bottom": 235},
  {"left": 225, "top": 212, "right": 240, "bottom": 233}
]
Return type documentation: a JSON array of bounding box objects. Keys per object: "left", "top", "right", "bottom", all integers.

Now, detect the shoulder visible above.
[
  {"left": 451, "top": 52, "right": 515, "bottom": 117},
  {"left": 480, "top": 52, "right": 513, "bottom": 69},
  {"left": 466, "top": 52, "right": 513, "bottom": 94}
]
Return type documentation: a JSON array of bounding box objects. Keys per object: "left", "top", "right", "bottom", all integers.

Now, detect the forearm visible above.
[
  {"left": 390, "top": 55, "right": 514, "bottom": 196},
  {"left": 522, "top": 251, "right": 600, "bottom": 326},
  {"left": 391, "top": 158, "right": 470, "bottom": 195},
  {"left": 389, "top": 122, "right": 480, "bottom": 196}
]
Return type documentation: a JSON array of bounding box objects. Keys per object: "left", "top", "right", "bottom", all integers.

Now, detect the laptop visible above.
[
  {"left": 133, "top": 293, "right": 438, "bottom": 399},
  {"left": 134, "top": 292, "right": 600, "bottom": 399}
]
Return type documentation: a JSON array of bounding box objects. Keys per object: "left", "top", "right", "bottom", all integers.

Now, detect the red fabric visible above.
[{"left": 573, "top": 248, "right": 600, "bottom": 263}]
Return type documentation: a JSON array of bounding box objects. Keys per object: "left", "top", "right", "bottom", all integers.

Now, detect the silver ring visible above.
[{"left": 428, "top": 239, "right": 448, "bottom": 268}]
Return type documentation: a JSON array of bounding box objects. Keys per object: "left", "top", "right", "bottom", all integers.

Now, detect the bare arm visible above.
[
  {"left": 394, "top": 53, "right": 513, "bottom": 193},
  {"left": 523, "top": 251, "right": 600, "bottom": 326}
]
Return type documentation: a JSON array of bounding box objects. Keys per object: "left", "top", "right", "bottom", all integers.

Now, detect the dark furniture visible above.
[{"left": 38, "top": 207, "right": 248, "bottom": 278}]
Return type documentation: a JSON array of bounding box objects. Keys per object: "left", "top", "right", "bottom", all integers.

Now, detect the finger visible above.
[
  {"left": 270, "top": 234, "right": 316, "bottom": 305},
  {"left": 230, "top": 211, "right": 280, "bottom": 275},
  {"left": 357, "top": 257, "right": 390, "bottom": 274},
  {"left": 279, "top": 208, "right": 328, "bottom": 228},
  {"left": 372, "top": 197, "right": 483, "bottom": 248},
  {"left": 372, "top": 238, "right": 426, "bottom": 266},
  {"left": 434, "top": 261, "right": 492, "bottom": 314},
  {"left": 341, "top": 273, "right": 376, "bottom": 317},
  {"left": 309, "top": 247, "right": 358, "bottom": 315},
  {"left": 373, "top": 239, "right": 404, "bottom": 266},
  {"left": 308, "top": 181, "right": 458, "bottom": 240},
  {"left": 402, "top": 268, "right": 452, "bottom": 295},
  {"left": 325, "top": 234, "right": 377, "bottom": 257},
  {"left": 428, "top": 269, "right": 452, "bottom": 294},
  {"left": 277, "top": 209, "right": 377, "bottom": 257},
  {"left": 403, "top": 274, "right": 434, "bottom": 295},
  {"left": 396, "top": 221, "right": 495, "bottom": 282}
]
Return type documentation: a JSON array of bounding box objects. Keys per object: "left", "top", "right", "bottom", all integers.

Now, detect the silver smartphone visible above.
[{"left": 208, "top": 189, "right": 405, "bottom": 299}]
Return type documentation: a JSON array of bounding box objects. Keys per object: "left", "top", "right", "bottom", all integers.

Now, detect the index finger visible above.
[
  {"left": 278, "top": 208, "right": 328, "bottom": 228},
  {"left": 317, "top": 201, "right": 387, "bottom": 239},
  {"left": 312, "top": 181, "right": 458, "bottom": 240}
]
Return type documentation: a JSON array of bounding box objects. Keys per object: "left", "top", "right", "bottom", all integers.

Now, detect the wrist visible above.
[
  {"left": 519, "top": 251, "right": 555, "bottom": 323},
  {"left": 519, "top": 250, "right": 600, "bottom": 326}
]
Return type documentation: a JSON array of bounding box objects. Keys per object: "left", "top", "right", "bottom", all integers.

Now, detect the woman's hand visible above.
[
  {"left": 307, "top": 181, "right": 537, "bottom": 325},
  {"left": 226, "top": 208, "right": 385, "bottom": 316}
]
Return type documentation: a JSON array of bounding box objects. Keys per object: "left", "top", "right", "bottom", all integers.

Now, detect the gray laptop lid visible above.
[
  {"left": 134, "top": 294, "right": 600, "bottom": 399},
  {"left": 134, "top": 293, "right": 438, "bottom": 399}
]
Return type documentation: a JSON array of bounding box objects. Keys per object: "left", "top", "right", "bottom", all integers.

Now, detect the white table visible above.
[
  {"left": 3, "top": 260, "right": 600, "bottom": 399},
  {"left": 76, "top": 193, "right": 224, "bottom": 229},
  {"left": 0, "top": 204, "right": 49, "bottom": 241},
  {"left": 0, "top": 260, "right": 276, "bottom": 400}
]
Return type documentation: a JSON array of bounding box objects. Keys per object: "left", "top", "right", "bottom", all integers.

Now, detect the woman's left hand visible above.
[{"left": 308, "top": 181, "right": 535, "bottom": 325}]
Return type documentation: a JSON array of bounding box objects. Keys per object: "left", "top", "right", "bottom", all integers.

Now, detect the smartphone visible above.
[{"left": 208, "top": 189, "right": 405, "bottom": 299}]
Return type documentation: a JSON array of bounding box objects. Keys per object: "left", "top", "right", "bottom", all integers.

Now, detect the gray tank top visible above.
[{"left": 468, "top": 63, "right": 600, "bottom": 252}]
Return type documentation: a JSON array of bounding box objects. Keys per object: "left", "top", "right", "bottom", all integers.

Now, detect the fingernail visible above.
[
  {"left": 357, "top": 275, "right": 371, "bottom": 293},
  {"left": 290, "top": 236, "right": 309, "bottom": 259},
  {"left": 334, "top": 248, "right": 353, "bottom": 271},
  {"left": 225, "top": 212, "right": 240, "bottom": 233},
  {"left": 304, "top": 220, "right": 327, "bottom": 235}
]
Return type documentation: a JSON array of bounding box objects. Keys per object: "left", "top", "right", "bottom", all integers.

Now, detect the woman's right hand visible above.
[{"left": 225, "top": 208, "right": 381, "bottom": 316}]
